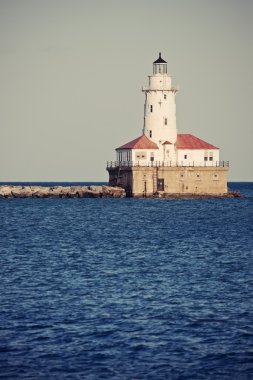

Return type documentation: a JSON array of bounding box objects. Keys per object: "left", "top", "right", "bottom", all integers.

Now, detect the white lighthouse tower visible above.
[{"left": 142, "top": 53, "right": 178, "bottom": 162}]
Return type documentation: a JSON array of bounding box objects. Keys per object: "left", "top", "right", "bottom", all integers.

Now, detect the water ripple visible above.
[{"left": 0, "top": 185, "right": 253, "bottom": 379}]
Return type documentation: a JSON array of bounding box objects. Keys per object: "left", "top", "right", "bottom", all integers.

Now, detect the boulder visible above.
[
  {"left": 102, "top": 186, "right": 125, "bottom": 198},
  {"left": 31, "top": 186, "right": 50, "bottom": 198},
  {"left": 0, "top": 186, "right": 13, "bottom": 198},
  {"left": 11, "top": 186, "right": 32, "bottom": 198}
]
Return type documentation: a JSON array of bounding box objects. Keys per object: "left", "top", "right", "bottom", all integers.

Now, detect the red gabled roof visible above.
[
  {"left": 176, "top": 134, "right": 219, "bottom": 150},
  {"left": 116, "top": 135, "right": 159, "bottom": 150},
  {"left": 162, "top": 140, "right": 172, "bottom": 145}
]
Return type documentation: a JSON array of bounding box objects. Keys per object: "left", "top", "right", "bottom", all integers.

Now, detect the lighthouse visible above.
[
  {"left": 143, "top": 53, "right": 178, "bottom": 156},
  {"left": 107, "top": 53, "right": 229, "bottom": 197}
]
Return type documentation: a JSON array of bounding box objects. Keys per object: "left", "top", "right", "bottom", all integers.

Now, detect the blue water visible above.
[{"left": 0, "top": 183, "right": 253, "bottom": 379}]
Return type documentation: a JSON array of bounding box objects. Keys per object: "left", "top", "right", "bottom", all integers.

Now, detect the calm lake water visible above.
[{"left": 0, "top": 182, "right": 253, "bottom": 379}]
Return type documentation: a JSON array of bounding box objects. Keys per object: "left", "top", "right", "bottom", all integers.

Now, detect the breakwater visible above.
[
  {"left": 0, "top": 185, "right": 242, "bottom": 199},
  {"left": 0, "top": 185, "right": 126, "bottom": 198}
]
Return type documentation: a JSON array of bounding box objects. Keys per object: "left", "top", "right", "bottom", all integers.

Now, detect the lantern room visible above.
[{"left": 153, "top": 52, "right": 167, "bottom": 75}]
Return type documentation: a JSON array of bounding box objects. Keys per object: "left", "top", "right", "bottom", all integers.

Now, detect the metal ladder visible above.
[{"left": 153, "top": 168, "right": 158, "bottom": 194}]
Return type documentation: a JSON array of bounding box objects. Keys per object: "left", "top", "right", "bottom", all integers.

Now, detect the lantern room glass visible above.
[{"left": 153, "top": 63, "right": 167, "bottom": 75}]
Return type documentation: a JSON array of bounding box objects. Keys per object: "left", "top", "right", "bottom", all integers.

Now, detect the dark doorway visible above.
[{"left": 157, "top": 178, "right": 164, "bottom": 191}]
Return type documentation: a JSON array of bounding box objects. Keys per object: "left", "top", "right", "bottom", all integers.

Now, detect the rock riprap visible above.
[{"left": 0, "top": 185, "right": 126, "bottom": 198}]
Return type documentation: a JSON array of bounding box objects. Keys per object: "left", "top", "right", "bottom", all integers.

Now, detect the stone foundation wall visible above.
[{"left": 107, "top": 166, "right": 228, "bottom": 197}]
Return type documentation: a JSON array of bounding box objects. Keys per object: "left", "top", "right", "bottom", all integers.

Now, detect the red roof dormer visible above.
[{"left": 116, "top": 135, "right": 159, "bottom": 150}]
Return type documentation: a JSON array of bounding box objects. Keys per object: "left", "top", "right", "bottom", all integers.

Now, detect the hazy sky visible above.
[{"left": 0, "top": 0, "right": 252, "bottom": 181}]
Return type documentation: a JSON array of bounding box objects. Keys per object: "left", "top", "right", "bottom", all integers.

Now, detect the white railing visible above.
[{"left": 107, "top": 161, "right": 229, "bottom": 168}]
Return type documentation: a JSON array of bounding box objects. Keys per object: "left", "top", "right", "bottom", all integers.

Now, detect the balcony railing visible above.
[
  {"left": 142, "top": 85, "right": 179, "bottom": 92},
  {"left": 107, "top": 161, "right": 229, "bottom": 169}
]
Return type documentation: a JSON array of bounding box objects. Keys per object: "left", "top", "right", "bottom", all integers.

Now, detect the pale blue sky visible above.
[{"left": 0, "top": 0, "right": 252, "bottom": 181}]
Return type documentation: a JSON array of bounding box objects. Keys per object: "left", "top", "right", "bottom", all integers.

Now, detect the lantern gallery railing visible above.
[{"left": 107, "top": 161, "right": 230, "bottom": 169}]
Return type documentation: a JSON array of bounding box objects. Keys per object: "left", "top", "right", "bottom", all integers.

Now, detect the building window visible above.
[
  {"left": 135, "top": 151, "right": 147, "bottom": 160},
  {"left": 150, "top": 105, "right": 153, "bottom": 112},
  {"left": 164, "top": 94, "right": 167, "bottom": 100},
  {"left": 150, "top": 152, "right": 154, "bottom": 162},
  {"left": 204, "top": 151, "right": 208, "bottom": 161},
  {"left": 164, "top": 118, "right": 167, "bottom": 125},
  {"left": 149, "top": 130, "right": 152, "bottom": 138},
  {"left": 209, "top": 152, "right": 213, "bottom": 161},
  {"left": 184, "top": 154, "right": 187, "bottom": 159}
]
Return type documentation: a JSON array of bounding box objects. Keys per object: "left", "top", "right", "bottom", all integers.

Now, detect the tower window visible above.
[
  {"left": 164, "top": 118, "right": 167, "bottom": 125},
  {"left": 164, "top": 94, "right": 167, "bottom": 100},
  {"left": 149, "top": 130, "right": 152, "bottom": 138},
  {"left": 150, "top": 105, "right": 153, "bottom": 112}
]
